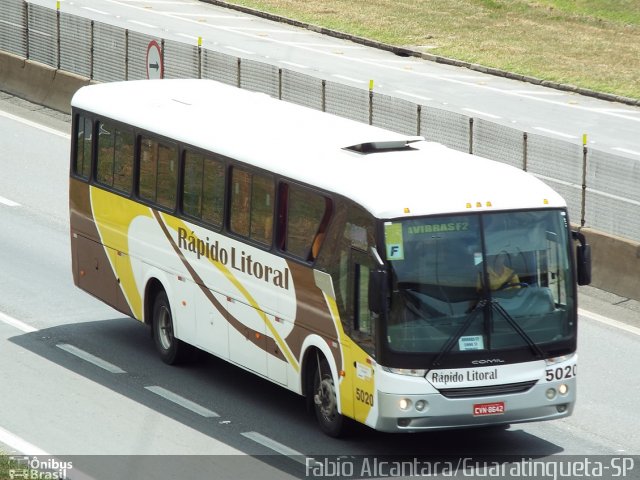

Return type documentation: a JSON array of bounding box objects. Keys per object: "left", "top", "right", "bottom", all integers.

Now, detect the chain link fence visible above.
[{"left": 1, "top": 0, "right": 638, "bottom": 242}]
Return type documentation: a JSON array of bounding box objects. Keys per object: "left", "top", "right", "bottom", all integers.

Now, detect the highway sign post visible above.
[{"left": 146, "top": 40, "right": 163, "bottom": 79}]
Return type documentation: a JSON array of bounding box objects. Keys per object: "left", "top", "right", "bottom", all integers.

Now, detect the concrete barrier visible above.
[
  {"left": 582, "top": 227, "right": 640, "bottom": 301},
  {"left": 0, "top": 51, "right": 89, "bottom": 114},
  {"left": 1, "top": 48, "right": 639, "bottom": 303}
]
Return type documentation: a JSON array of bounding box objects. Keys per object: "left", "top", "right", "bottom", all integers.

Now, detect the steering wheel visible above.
[{"left": 498, "top": 282, "right": 529, "bottom": 291}]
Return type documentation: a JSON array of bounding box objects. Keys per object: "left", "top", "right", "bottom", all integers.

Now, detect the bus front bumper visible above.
[{"left": 373, "top": 381, "right": 575, "bottom": 433}]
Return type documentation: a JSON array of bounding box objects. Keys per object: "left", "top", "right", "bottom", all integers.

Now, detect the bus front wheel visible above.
[
  {"left": 313, "top": 356, "right": 344, "bottom": 437},
  {"left": 152, "top": 290, "right": 187, "bottom": 365}
]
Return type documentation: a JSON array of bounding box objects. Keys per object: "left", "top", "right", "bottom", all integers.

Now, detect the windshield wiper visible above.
[
  {"left": 431, "top": 299, "right": 487, "bottom": 367},
  {"left": 430, "top": 298, "right": 546, "bottom": 368},
  {"left": 490, "top": 300, "right": 545, "bottom": 359}
]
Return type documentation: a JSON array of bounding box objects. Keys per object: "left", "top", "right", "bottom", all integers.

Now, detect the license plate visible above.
[{"left": 473, "top": 401, "right": 505, "bottom": 416}]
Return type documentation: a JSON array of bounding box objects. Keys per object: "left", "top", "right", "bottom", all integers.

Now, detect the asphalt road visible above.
[
  {"left": 1, "top": 94, "right": 639, "bottom": 479},
  {"left": 27, "top": 0, "right": 640, "bottom": 158}
]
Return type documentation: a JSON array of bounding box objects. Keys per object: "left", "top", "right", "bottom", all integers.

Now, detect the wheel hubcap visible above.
[
  {"left": 158, "top": 306, "right": 173, "bottom": 350},
  {"left": 314, "top": 378, "right": 337, "bottom": 420}
]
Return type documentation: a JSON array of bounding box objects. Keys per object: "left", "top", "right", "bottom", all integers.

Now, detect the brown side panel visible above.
[
  {"left": 285, "top": 262, "right": 343, "bottom": 370},
  {"left": 70, "top": 178, "right": 134, "bottom": 317}
]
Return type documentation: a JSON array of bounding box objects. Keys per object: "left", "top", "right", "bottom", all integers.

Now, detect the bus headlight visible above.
[
  {"left": 545, "top": 388, "right": 557, "bottom": 400},
  {"left": 399, "top": 398, "right": 412, "bottom": 411},
  {"left": 382, "top": 367, "right": 427, "bottom": 377},
  {"left": 415, "top": 400, "right": 428, "bottom": 412},
  {"left": 558, "top": 384, "right": 569, "bottom": 395}
]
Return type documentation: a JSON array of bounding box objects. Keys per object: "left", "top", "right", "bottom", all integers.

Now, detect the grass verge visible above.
[{"left": 222, "top": 0, "right": 640, "bottom": 100}]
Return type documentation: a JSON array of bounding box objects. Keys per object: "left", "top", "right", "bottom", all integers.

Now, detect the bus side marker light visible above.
[
  {"left": 403, "top": 207, "right": 410, "bottom": 214},
  {"left": 544, "top": 199, "right": 549, "bottom": 205},
  {"left": 339, "top": 370, "right": 346, "bottom": 377},
  {"left": 80, "top": 270, "right": 85, "bottom": 277},
  {"left": 466, "top": 203, "right": 472, "bottom": 208}
]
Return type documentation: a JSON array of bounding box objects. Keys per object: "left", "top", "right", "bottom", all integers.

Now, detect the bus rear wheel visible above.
[
  {"left": 313, "top": 356, "right": 344, "bottom": 437},
  {"left": 152, "top": 290, "right": 188, "bottom": 365}
]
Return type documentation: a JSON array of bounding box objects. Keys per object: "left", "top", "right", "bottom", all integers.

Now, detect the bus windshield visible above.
[{"left": 384, "top": 209, "right": 575, "bottom": 359}]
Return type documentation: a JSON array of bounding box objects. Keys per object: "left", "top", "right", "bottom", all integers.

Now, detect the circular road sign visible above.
[{"left": 146, "top": 40, "right": 163, "bottom": 80}]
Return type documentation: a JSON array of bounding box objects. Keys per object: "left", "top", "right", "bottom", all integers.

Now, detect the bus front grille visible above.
[{"left": 438, "top": 380, "right": 538, "bottom": 398}]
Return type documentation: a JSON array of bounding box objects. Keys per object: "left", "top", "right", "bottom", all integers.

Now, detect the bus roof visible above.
[{"left": 71, "top": 79, "right": 566, "bottom": 219}]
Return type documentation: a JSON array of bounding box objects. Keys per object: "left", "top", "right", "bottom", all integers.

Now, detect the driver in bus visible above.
[{"left": 480, "top": 251, "right": 521, "bottom": 291}]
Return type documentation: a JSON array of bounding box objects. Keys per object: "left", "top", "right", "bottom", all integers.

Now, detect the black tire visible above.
[
  {"left": 312, "top": 356, "right": 345, "bottom": 437},
  {"left": 152, "top": 290, "right": 188, "bottom": 365}
]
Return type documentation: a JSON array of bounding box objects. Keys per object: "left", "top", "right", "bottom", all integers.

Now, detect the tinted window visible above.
[
  {"left": 284, "top": 185, "right": 331, "bottom": 261},
  {"left": 73, "top": 115, "right": 92, "bottom": 179},
  {"left": 182, "top": 150, "right": 225, "bottom": 227},
  {"left": 96, "top": 122, "right": 134, "bottom": 193},
  {"left": 230, "top": 167, "right": 274, "bottom": 246},
  {"left": 139, "top": 136, "right": 178, "bottom": 209}
]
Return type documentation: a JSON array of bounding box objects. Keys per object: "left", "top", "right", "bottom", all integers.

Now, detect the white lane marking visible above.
[
  {"left": 224, "top": 45, "right": 255, "bottom": 55},
  {"left": 118, "top": 0, "right": 198, "bottom": 4},
  {"left": 105, "top": 0, "right": 640, "bottom": 124},
  {"left": 539, "top": 172, "right": 640, "bottom": 207},
  {"left": 509, "top": 90, "right": 564, "bottom": 96},
  {"left": 128, "top": 19, "right": 158, "bottom": 29},
  {"left": 0, "top": 195, "right": 21, "bottom": 207},
  {"left": 57, "top": 344, "right": 127, "bottom": 374},
  {"left": 279, "top": 60, "right": 309, "bottom": 70},
  {"left": 241, "top": 431, "right": 307, "bottom": 465},
  {"left": 81, "top": 6, "right": 109, "bottom": 15},
  {"left": 463, "top": 108, "right": 501, "bottom": 119},
  {"left": 395, "top": 90, "right": 433, "bottom": 102},
  {"left": 176, "top": 33, "right": 199, "bottom": 42},
  {"left": 0, "top": 311, "right": 38, "bottom": 333},
  {"left": 0, "top": 426, "right": 50, "bottom": 455},
  {"left": 580, "top": 308, "right": 640, "bottom": 337},
  {"left": 0, "top": 109, "right": 70, "bottom": 139},
  {"left": 585, "top": 186, "right": 640, "bottom": 207},
  {"left": 223, "top": 27, "right": 307, "bottom": 34},
  {"left": 288, "top": 43, "right": 364, "bottom": 49},
  {"left": 613, "top": 147, "right": 640, "bottom": 157},
  {"left": 533, "top": 127, "right": 577, "bottom": 139},
  {"left": 162, "top": 13, "right": 250, "bottom": 19},
  {"left": 0, "top": 19, "right": 24, "bottom": 29},
  {"left": 332, "top": 74, "right": 367, "bottom": 84},
  {"left": 145, "top": 386, "right": 220, "bottom": 417}
]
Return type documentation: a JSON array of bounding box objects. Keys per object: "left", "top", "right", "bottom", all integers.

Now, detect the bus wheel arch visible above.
[
  {"left": 301, "top": 342, "right": 345, "bottom": 437},
  {"left": 145, "top": 278, "right": 189, "bottom": 365}
]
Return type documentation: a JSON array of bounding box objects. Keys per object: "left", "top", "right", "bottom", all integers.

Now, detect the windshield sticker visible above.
[
  {"left": 459, "top": 335, "right": 484, "bottom": 351},
  {"left": 384, "top": 223, "right": 404, "bottom": 260},
  {"left": 407, "top": 222, "right": 469, "bottom": 235}
]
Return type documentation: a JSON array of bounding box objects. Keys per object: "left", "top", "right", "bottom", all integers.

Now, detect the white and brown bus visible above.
[{"left": 69, "top": 79, "right": 591, "bottom": 436}]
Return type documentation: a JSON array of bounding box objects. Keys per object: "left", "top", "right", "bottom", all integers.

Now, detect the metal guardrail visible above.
[{"left": 1, "top": 0, "right": 638, "bottom": 242}]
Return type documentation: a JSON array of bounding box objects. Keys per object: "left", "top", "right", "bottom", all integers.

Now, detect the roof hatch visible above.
[{"left": 344, "top": 136, "right": 424, "bottom": 154}]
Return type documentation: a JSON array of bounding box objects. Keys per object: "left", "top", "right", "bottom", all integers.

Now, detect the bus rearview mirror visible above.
[{"left": 369, "top": 269, "right": 388, "bottom": 314}]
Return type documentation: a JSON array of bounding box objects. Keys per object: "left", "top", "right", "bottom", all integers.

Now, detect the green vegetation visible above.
[{"left": 223, "top": 0, "right": 640, "bottom": 99}]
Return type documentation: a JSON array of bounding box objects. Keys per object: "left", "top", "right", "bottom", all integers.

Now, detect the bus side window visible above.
[
  {"left": 182, "top": 150, "right": 225, "bottom": 228},
  {"left": 279, "top": 183, "right": 332, "bottom": 262},
  {"left": 73, "top": 114, "right": 93, "bottom": 180},
  {"left": 350, "top": 249, "right": 375, "bottom": 354},
  {"left": 230, "top": 167, "right": 274, "bottom": 246},
  {"left": 313, "top": 202, "right": 376, "bottom": 352},
  {"left": 96, "top": 121, "right": 133, "bottom": 194},
  {"left": 138, "top": 136, "right": 178, "bottom": 210}
]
